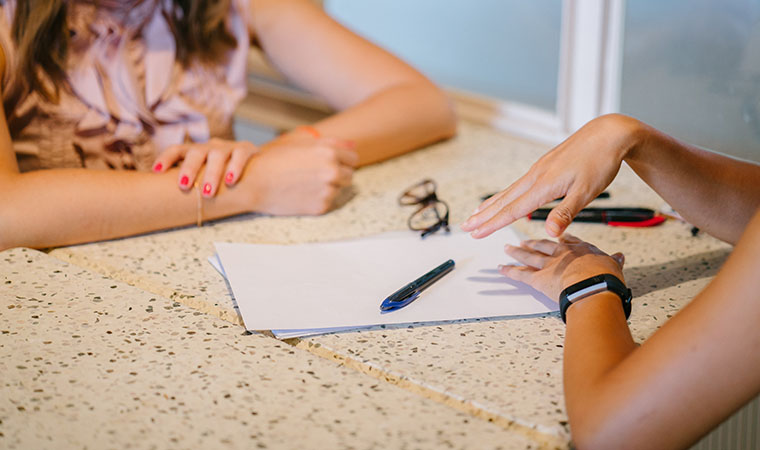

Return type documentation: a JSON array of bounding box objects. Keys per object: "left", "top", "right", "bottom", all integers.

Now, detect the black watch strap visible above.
[{"left": 559, "top": 274, "right": 632, "bottom": 323}]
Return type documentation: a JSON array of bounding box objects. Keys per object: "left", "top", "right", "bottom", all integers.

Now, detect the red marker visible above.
[{"left": 528, "top": 207, "right": 665, "bottom": 227}]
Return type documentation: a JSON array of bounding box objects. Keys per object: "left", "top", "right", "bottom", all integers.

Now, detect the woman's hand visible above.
[
  {"left": 152, "top": 138, "right": 258, "bottom": 197},
  {"left": 462, "top": 114, "right": 644, "bottom": 238},
  {"left": 242, "top": 135, "right": 358, "bottom": 216},
  {"left": 500, "top": 234, "right": 625, "bottom": 301}
]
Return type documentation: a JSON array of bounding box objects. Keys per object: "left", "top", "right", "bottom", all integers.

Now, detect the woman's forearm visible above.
[
  {"left": 563, "top": 292, "right": 637, "bottom": 448},
  {"left": 0, "top": 168, "right": 250, "bottom": 250},
  {"left": 248, "top": 0, "right": 456, "bottom": 167},
  {"left": 623, "top": 117, "right": 760, "bottom": 244},
  {"left": 561, "top": 212, "right": 760, "bottom": 449},
  {"left": 312, "top": 80, "right": 456, "bottom": 166}
]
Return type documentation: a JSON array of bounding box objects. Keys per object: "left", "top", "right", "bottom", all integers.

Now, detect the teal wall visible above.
[
  {"left": 325, "top": 0, "right": 563, "bottom": 111},
  {"left": 621, "top": 0, "right": 760, "bottom": 161},
  {"left": 325, "top": 1, "right": 760, "bottom": 161}
]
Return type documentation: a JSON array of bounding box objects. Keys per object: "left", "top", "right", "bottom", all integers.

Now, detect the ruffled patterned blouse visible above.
[{"left": 0, "top": 0, "right": 250, "bottom": 171}]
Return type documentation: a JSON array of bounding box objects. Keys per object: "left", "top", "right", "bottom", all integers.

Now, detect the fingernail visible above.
[
  {"left": 225, "top": 172, "right": 235, "bottom": 184},
  {"left": 461, "top": 219, "right": 473, "bottom": 229},
  {"left": 153, "top": 162, "right": 162, "bottom": 172},
  {"left": 470, "top": 228, "right": 481, "bottom": 237},
  {"left": 180, "top": 175, "right": 189, "bottom": 187},
  {"left": 203, "top": 183, "right": 212, "bottom": 196}
]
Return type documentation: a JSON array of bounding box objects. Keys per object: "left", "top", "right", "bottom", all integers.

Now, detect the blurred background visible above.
[{"left": 236, "top": 0, "right": 760, "bottom": 162}]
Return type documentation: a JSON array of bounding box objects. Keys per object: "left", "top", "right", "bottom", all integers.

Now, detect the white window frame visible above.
[{"left": 458, "top": 0, "right": 626, "bottom": 146}]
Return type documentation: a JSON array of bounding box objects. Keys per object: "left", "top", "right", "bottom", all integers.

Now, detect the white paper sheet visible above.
[
  {"left": 214, "top": 229, "right": 557, "bottom": 338},
  {"left": 208, "top": 254, "right": 360, "bottom": 337}
]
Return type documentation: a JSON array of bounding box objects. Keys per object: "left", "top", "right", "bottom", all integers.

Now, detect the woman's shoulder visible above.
[
  {"left": 0, "top": 0, "right": 14, "bottom": 90},
  {"left": 0, "top": 0, "right": 15, "bottom": 29},
  {"left": 0, "top": 0, "right": 14, "bottom": 15}
]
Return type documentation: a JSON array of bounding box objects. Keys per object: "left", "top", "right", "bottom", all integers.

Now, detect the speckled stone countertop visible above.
[
  {"left": 1, "top": 248, "right": 541, "bottom": 449},
  {"left": 5, "top": 122, "right": 731, "bottom": 448}
]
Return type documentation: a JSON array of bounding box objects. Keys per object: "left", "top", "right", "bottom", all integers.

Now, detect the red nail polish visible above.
[
  {"left": 225, "top": 172, "right": 234, "bottom": 184},
  {"left": 203, "top": 183, "right": 212, "bottom": 195},
  {"left": 180, "top": 175, "right": 189, "bottom": 186},
  {"left": 153, "top": 162, "right": 162, "bottom": 172}
]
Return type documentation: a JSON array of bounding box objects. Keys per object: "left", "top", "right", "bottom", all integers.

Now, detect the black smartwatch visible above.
[{"left": 559, "top": 274, "right": 632, "bottom": 323}]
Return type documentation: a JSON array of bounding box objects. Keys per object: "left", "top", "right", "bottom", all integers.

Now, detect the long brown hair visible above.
[{"left": 8, "top": 0, "right": 237, "bottom": 102}]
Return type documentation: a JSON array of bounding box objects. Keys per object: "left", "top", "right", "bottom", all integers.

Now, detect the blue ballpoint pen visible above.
[{"left": 380, "top": 259, "right": 455, "bottom": 312}]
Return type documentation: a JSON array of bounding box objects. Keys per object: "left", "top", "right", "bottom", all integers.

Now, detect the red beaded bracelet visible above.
[{"left": 296, "top": 125, "right": 321, "bottom": 139}]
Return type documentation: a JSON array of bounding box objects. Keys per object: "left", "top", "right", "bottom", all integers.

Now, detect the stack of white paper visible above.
[{"left": 213, "top": 229, "right": 557, "bottom": 338}]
